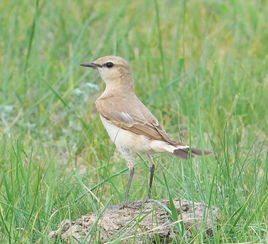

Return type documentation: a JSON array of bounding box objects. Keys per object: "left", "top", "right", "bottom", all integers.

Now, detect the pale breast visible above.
[{"left": 99, "top": 115, "right": 152, "bottom": 153}]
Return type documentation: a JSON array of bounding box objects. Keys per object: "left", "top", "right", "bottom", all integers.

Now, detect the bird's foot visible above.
[
  {"left": 145, "top": 195, "right": 153, "bottom": 203},
  {"left": 119, "top": 200, "right": 145, "bottom": 210},
  {"left": 119, "top": 202, "right": 128, "bottom": 210}
]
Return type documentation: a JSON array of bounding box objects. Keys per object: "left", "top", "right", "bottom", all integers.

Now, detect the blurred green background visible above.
[{"left": 0, "top": 0, "right": 267, "bottom": 242}]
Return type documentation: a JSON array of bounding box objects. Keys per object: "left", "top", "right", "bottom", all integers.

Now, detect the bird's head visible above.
[{"left": 80, "top": 56, "right": 133, "bottom": 89}]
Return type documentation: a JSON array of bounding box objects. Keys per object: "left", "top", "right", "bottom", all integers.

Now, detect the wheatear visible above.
[{"left": 81, "top": 56, "right": 211, "bottom": 206}]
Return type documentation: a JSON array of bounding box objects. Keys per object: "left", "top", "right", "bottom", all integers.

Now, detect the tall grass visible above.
[{"left": 0, "top": 0, "right": 267, "bottom": 242}]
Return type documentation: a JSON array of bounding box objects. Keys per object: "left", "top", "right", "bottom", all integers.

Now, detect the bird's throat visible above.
[{"left": 104, "top": 78, "right": 134, "bottom": 94}]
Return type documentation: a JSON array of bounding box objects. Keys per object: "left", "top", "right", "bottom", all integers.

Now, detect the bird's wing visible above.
[{"left": 95, "top": 94, "right": 184, "bottom": 146}]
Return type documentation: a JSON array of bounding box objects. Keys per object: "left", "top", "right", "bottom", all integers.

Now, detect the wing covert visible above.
[{"left": 95, "top": 94, "right": 182, "bottom": 146}]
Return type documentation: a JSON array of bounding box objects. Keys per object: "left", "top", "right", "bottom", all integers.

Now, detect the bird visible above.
[{"left": 80, "top": 56, "right": 212, "bottom": 207}]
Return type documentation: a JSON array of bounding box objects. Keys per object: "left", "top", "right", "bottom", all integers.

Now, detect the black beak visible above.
[{"left": 80, "top": 62, "right": 101, "bottom": 69}]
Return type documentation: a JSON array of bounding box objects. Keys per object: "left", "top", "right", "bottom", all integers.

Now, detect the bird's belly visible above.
[{"left": 100, "top": 115, "right": 151, "bottom": 153}]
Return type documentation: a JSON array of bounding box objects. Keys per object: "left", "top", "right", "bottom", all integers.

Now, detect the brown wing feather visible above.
[{"left": 95, "top": 94, "right": 183, "bottom": 146}]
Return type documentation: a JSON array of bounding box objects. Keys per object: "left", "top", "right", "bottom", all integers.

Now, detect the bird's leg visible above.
[
  {"left": 118, "top": 166, "right": 135, "bottom": 209},
  {"left": 118, "top": 146, "right": 135, "bottom": 209},
  {"left": 147, "top": 154, "right": 155, "bottom": 201},
  {"left": 124, "top": 166, "right": 135, "bottom": 204}
]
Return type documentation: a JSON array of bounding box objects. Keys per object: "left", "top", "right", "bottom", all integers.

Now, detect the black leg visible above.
[
  {"left": 147, "top": 155, "right": 155, "bottom": 200},
  {"left": 147, "top": 164, "right": 155, "bottom": 200},
  {"left": 124, "top": 167, "right": 135, "bottom": 204}
]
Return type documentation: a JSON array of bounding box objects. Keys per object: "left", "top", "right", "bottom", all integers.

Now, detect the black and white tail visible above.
[{"left": 173, "top": 146, "right": 212, "bottom": 159}]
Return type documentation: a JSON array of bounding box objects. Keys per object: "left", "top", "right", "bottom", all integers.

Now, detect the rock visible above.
[{"left": 49, "top": 198, "right": 219, "bottom": 243}]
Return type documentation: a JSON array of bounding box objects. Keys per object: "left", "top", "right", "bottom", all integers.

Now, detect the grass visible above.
[{"left": 0, "top": 0, "right": 268, "bottom": 242}]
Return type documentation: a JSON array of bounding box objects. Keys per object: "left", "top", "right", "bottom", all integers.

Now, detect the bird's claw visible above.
[
  {"left": 119, "top": 200, "right": 146, "bottom": 210},
  {"left": 119, "top": 202, "right": 128, "bottom": 209},
  {"left": 145, "top": 197, "right": 153, "bottom": 203}
]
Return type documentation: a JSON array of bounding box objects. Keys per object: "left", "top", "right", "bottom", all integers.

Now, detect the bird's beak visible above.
[{"left": 80, "top": 62, "right": 101, "bottom": 69}]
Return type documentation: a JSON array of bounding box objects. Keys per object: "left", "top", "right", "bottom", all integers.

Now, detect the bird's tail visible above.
[{"left": 173, "top": 146, "right": 212, "bottom": 159}]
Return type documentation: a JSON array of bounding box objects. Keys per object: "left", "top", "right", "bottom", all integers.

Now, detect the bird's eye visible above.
[{"left": 105, "top": 62, "right": 114, "bottom": 68}]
